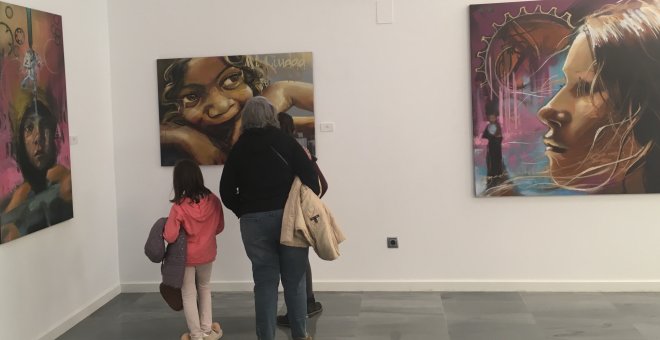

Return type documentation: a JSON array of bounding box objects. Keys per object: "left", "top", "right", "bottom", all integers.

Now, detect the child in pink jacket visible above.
[{"left": 164, "top": 160, "right": 224, "bottom": 340}]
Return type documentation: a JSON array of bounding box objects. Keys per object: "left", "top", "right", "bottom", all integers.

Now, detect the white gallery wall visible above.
[
  {"left": 1, "top": 0, "right": 657, "bottom": 338},
  {"left": 108, "top": 0, "right": 660, "bottom": 293},
  {"left": 0, "top": 0, "right": 119, "bottom": 340}
]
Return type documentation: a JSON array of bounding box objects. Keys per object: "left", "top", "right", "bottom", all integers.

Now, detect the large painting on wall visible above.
[
  {"left": 157, "top": 52, "right": 315, "bottom": 166},
  {"left": 0, "top": 2, "right": 72, "bottom": 243},
  {"left": 470, "top": 0, "right": 660, "bottom": 196}
]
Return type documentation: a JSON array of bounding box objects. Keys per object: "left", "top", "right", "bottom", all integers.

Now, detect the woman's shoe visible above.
[
  {"left": 277, "top": 301, "right": 324, "bottom": 327},
  {"left": 307, "top": 301, "right": 323, "bottom": 317},
  {"left": 276, "top": 313, "right": 290, "bottom": 327}
]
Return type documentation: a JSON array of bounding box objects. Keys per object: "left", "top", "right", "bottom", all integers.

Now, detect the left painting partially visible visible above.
[{"left": 0, "top": 2, "right": 72, "bottom": 244}]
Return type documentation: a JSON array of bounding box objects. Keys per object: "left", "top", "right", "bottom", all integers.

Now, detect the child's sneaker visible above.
[
  {"left": 204, "top": 322, "right": 223, "bottom": 340},
  {"left": 183, "top": 334, "right": 203, "bottom": 340}
]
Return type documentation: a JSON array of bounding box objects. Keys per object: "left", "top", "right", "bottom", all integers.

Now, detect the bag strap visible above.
[
  {"left": 272, "top": 144, "right": 328, "bottom": 197},
  {"left": 270, "top": 146, "right": 289, "bottom": 168},
  {"left": 313, "top": 161, "right": 328, "bottom": 198}
]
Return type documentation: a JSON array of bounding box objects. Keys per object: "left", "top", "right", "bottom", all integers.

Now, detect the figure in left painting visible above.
[{"left": 0, "top": 2, "right": 73, "bottom": 244}]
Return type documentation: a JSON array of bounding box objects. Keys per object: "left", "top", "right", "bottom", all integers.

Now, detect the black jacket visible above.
[{"left": 220, "top": 126, "right": 320, "bottom": 217}]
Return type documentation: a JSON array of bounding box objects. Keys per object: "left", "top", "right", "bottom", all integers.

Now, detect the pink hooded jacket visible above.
[{"left": 164, "top": 194, "right": 224, "bottom": 266}]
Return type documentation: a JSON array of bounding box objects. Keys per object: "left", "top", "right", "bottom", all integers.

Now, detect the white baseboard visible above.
[
  {"left": 121, "top": 281, "right": 255, "bottom": 293},
  {"left": 315, "top": 280, "right": 660, "bottom": 292},
  {"left": 121, "top": 280, "right": 660, "bottom": 293},
  {"left": 38, "top": 285, "right": 121, "bottom": 340}
]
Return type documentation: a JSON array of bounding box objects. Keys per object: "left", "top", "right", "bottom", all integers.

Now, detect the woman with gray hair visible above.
[
  {"left": 220, "top": 96, "right": 319, "bottom": 340},
  {"left": 239, "top": 97, "right": 282, "bottom": 132}
]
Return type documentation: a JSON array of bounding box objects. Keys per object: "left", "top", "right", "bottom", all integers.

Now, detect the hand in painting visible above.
[
  {"left": 48, "top": 164, "right": 72, "bottom": 202},
  {"left": 3, "top": 165, "right": 71, "bottom": 213},
  {"left": 263, "top": 81, "right": 315, "bottom": 138},
  {"left": 0, "top": 223, "right": 20, "bottom": 243},
  {"left": 160, "top": 123, "right": 225, "bottom": 165},
  {"left": 262, "top": 81, "right": 314, "bottom": 113}
]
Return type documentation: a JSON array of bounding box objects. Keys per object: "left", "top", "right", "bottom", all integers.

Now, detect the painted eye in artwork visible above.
[
  {"left": 575, "top": 79, "right": 591, "bottom": 97},
  {"left": 574, "top": 79, "right": 603, "bottom": 97},
  {"left": 181, "top": 93, "right": 200, "bottom": 108},
  {"left": 221, "top": 71, "right": 244, "bottom": 90},
  {"left": 26, "top": 123, "right": 34, "bottom": 133}
]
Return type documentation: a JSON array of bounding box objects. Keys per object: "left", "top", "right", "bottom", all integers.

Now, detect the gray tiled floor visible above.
[{"left": 57, "top": 292, "right": 660, "bottom": 340}]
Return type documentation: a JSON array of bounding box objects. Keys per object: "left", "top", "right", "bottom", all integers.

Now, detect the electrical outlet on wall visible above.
[{"left": 387, "top": 237, "right": 398, "bottom": 248}]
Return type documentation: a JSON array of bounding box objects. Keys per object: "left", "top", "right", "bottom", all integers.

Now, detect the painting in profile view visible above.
[
  {"left": 0, "top": 2, "right": 73, "bottom": 244},
  {"left": 470, "top": 0, "right": 660, "bottom": 196},
  {"left": 156, "top": 52, "right": 315, "bottom": 166}
]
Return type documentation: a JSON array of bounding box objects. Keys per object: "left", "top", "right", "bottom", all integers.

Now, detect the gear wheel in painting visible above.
[{"left": 475, "top": 5, "right": 575, "bottom": 98}]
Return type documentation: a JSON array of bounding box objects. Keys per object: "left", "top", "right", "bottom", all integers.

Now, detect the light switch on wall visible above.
[
  {"left": 70, "top": 136, "right": 79, "bottom": 145},
  {"left": 377, "top": 0, "right": 393, "bottom": 24},
  {"left": 320, "top": 122, "right": 335, "bottom": 132}
]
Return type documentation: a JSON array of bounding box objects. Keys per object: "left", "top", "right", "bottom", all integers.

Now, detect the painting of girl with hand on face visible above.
[
  {"left": 471, "top": 0, "right": 660, "bottom": 196},
  {"left": 157, "top": 53, "right": 315, "bottom": 166}
]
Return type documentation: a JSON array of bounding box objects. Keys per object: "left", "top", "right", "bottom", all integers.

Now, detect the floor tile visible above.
[{"left": 57, "top": 291, "right": 660, "bottom": 340}]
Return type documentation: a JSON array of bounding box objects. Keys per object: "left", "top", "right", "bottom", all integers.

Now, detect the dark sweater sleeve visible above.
[
  {"left": 219, "top": 149, "right": 241, "bottom": 217},
  {"left": 291, "top": 141, "right": 320, "bottom": 195}
]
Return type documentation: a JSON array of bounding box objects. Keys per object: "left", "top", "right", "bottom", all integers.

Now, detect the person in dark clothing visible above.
[
  {"left": 275, "top": 112, "right": 324, "bottom": 326},
  {"left": 481, "top": 113, "right": 504, "bottom": 189},
  {"left": 220, "top": 97, "right": 319, "bottom": 340}
]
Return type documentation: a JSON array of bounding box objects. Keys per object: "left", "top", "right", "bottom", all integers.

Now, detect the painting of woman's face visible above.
[
  {"left": 537, "top": 33, "right": 618, "bottom": 185},
  {"left": 471, "top": 0, "right": 660, "bottom": 196},
  {"left": 22, "top": 112, "right": 56, "bottom": 171},
  {"left": 177, "top": 58, "right": 254, "bottom": 127}
]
